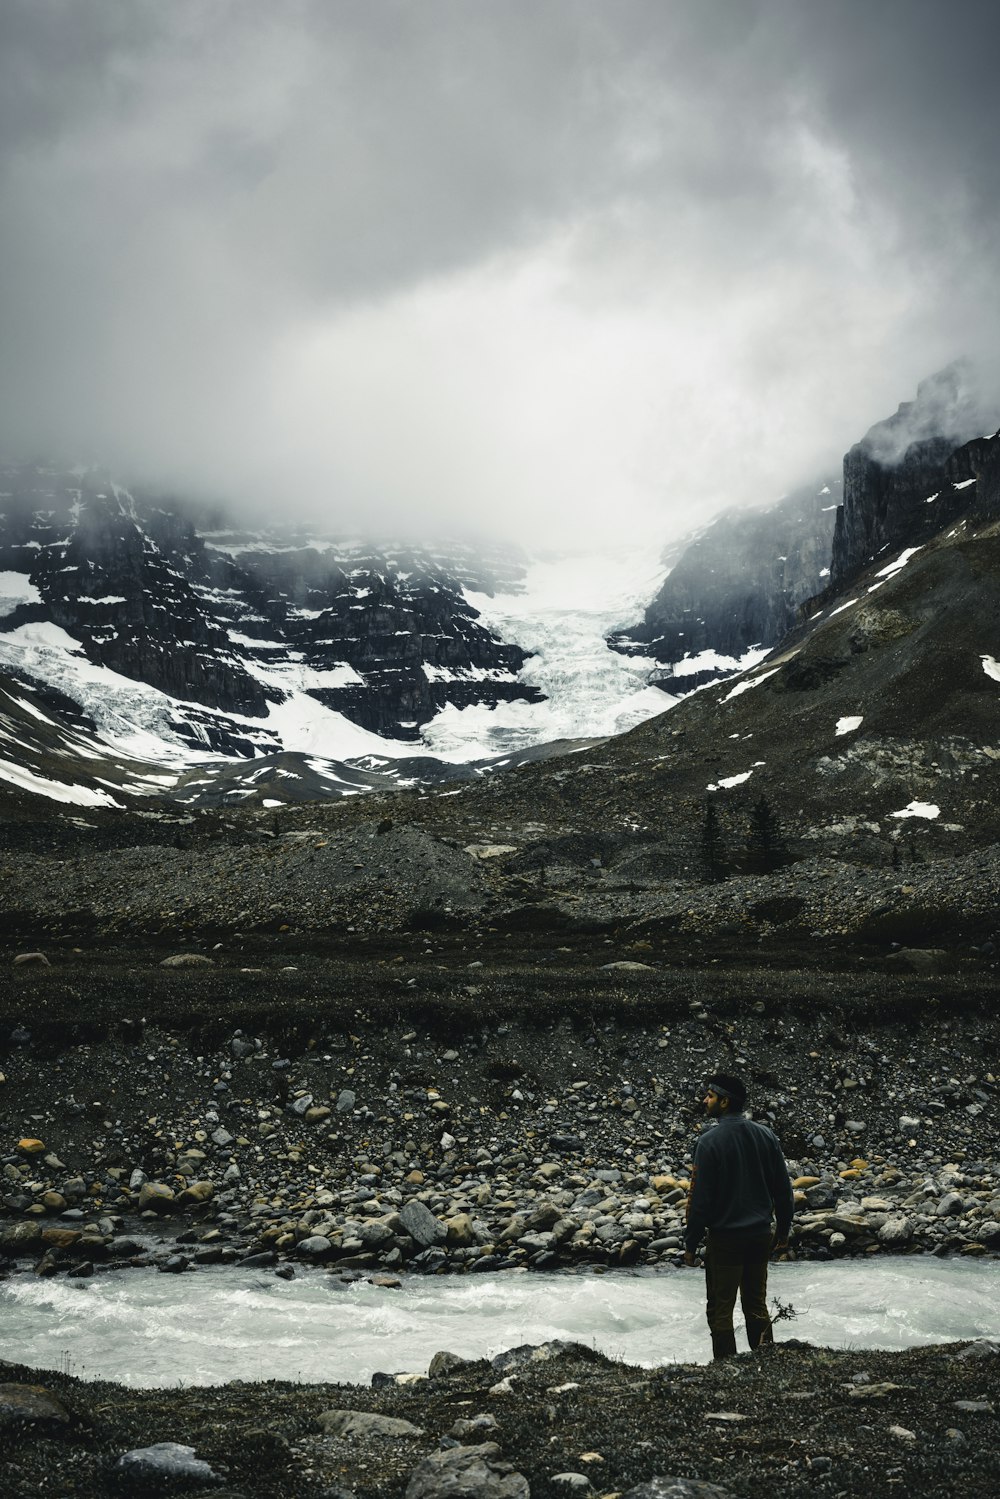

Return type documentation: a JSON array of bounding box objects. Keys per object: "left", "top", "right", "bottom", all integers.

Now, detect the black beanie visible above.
[{"left": 707, "top": 1073, "right": 747, "bottom": 1112}]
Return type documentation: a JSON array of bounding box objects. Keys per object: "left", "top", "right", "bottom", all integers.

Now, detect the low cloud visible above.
[{"left": 1, "top": 1, "right": 998, "bottom": 547}]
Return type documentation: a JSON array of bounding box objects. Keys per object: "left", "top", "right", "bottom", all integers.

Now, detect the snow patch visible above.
[
  {"left": 422, "top": 663, "right": 516, "bottom": 684},
  {"left": 670, "top": 645, "right": 769, "bottom": 680},
  {"left": 0, "top": 758, "right": 124, "bottom": 807},
  {"left": 980, "top": 655, "right": 1000, "bottom": 684},
  {"left": 890, "top": 802, "right": 940, "bottom": 820},
  {"left": 836, "top": 716, "right": 863, "bottom": 736},
  {"left": 874, "top": 546, "right": 922, "bottom": 580},
  {"left": 0, "top": 572, "right": 42, "bottom": 618},
  {"left": 706, "top": 769, "right": 755, "bottom": 791},
  {"left": 720, "top": 667, "right": 780, "bottom": 703}
]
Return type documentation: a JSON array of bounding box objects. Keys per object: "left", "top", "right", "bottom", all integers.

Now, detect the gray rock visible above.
[
  {"left": 878, "top": 1214, "right": 913, "bottom": 1245},
  {"left": 448, "top": 1414, "right": 498, "bottom": 1437},
  {"left": 289, "top": 1094, "right": 314, "bottom": 1116},
  {"left": 0, "top": 1383, "right": 71, "bottom": 1430},
  {"left": 428, "top": 1350, "right": 471, "bottom": 1378},
  {"left": 112, "top": 1441, "right": 221, "bottom": 1487},
  {"left": 159, "top": 953, "right": 215, "bottom": 968},
  {"left": 404, "top": 1442, "right": 529, "bottom": 1499},
  {"left": 296, "top": 1235, "right": 334, "bottom": 1259},
  {"left": 884, "top": 947, "right": 952, "bottom": 974},
  {"left": 936, "top": 1191, "right": 965, "bottom": 1217},
  {"left": 109, "top": 1235, "right": 147, "bottom": 1257},
  {"left": 621, "top": 1481, "right": 734, "bottom": 1499},
  {"left": 518, "top": 1231, "right": 555, "bottom": 1254},
  {"left": 399, "top": 1199, "right": 447, "bottom": 1248},
  {"left": 490, "top": 1340, "right": 582, "bottom": 1374},
  {"left": 137, "top": 1182, "right": 176, "bottom": 1214},
  {"left": 317, "top": 1409, "right": 425, "bottom": 1439},
  {"left": 952, "top": 1339, "right": 1000, "bottom": 1360},
  {"left": 13, "top": 951, "right": 49, "bottom": 966},
  {"left": 336, "top": 1089, "right": 357, "bottom": 1113},
  {"left": 0, "top": 1221, "right": 43, "bottom": 1254},
  {"left": 357, "top": 1219, "right": 395, "bottom": 1250},
  {"left": 551, "top": 1475, "right": 594, "bottom": 1493}
]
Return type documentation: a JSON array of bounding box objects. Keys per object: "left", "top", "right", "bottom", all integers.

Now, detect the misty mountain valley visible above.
[{"left": 3, "top": 6, "right": 1000, "bottom": 1499}]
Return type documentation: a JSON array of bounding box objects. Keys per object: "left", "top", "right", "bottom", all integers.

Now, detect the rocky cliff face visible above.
[
  {"left": 831, "top": 363, "right": 999, "bottom": 587},
  {"left": 611, "top": 364, "right": 1000, "bottom": 697},
  {"left": 0, "top": 467, "right": 538, "bottom": 751},
  {"left": 610, "top": 480, "right": 840, "bottom": 688}
]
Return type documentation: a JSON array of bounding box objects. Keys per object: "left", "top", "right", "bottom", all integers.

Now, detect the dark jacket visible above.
[{"left": 685, "top": 1112, "right": 794, "bottom": 1253}]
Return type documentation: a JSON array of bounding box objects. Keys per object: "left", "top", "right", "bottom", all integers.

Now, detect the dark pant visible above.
[{"left": 704, "top": 1229, "right": 774, "bottom": 1357}]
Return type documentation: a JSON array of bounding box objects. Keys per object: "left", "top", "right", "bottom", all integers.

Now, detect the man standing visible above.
[{"left": 684, "top": 1073, "right": 794, "bottom": 1359}]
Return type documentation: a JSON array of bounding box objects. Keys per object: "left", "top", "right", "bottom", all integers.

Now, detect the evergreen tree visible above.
[
  {"left": 745, "top": 795, "right": 788, "bottom": 874},
  {"left": 700, "top": 798, "right": 727, "bottom": 883}
]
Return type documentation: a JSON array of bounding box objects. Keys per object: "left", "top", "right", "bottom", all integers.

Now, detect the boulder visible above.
[
  {"left": 317, "top": 1409, "right": 424, "bottom": 1439},
  {"left": 884, "top": 948, "right": 953, "bottom": 974},
  {"left": 159, "top": 953, "right": 215, "bottom": 968},
  {"left": 0, "top": 1383, "right": 71, "bottom": 1431},
  {"left": 40, "top": 1227, "right": 83, "bottom": 1250},
  {"left": 137, "top": 1182, "right": 176, "bottom": 1214},
  {"left": 296, "top": 1235, "right": 334, "bottom": 1259},
  {"left": 180, "top": 1181, "right": 215, "bottom": 1207},
  {"left": 399, "top": 1199, "right": 446, "bottom": 1248},
  {"left": 111, "top": 1441, "right": 222, "bottom": 1487},
  {"left": 621, "top": 1482, "right": 734, "bottom": 1499},
  {"left": 405, "top": 1442, "right": 529, "bottom": 1499},
  {"left": 878, "top": 1214, "right": 914, "bottom": 1245},
  {"left": 0, "top": 1221, "right": 43, "bottom": 1254},
  {"left": 428, "top": 1350, "right": 472, "bottom": 1378},
  {"left": 445, "top": 1213, "right": 477, "bottom": 1247}
]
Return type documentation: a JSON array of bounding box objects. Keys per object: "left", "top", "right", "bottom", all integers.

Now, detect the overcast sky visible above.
[{"left": 2, "top": 0, "right": 999, "bottom": 548}]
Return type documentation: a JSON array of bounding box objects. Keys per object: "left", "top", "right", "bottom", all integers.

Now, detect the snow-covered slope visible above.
[
  {"left": 0, "top": 468, "right": 684, "bottom": 809},
  {"left": 423, "top": 550, "right": 672, "bottom": 758}
]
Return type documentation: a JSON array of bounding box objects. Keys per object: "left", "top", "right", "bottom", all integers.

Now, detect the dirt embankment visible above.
[
  {"left": 2, "top": 955, "right": 999, "bottom": 1497},
  {"left": 1, "top": 953, "right": 998, "bottom": 1276}
]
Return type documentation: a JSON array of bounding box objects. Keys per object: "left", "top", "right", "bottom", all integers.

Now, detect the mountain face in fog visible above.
[
  {"left": 1, "top": 365, "right": 999, "bottom": 816},
  {"left": 610, "top": 365, "right": 1000, "bottom": 696},
  {"left": 609, "top": 481, "right": 841, "bottom": 688},
  {"left": 833, "top": 364, "right": 1000, "bottom": 587},
  {"left": 0, "top": 468, "right": 537, "bottom": 751}
]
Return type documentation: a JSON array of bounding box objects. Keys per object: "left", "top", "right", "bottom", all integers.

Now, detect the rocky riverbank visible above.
[
  {"left": 2, "top": 953, "right": 998, "bottom": 1280},
  {"left": 2, "top": 953, "right": 1000, "bottom": 1496},
  {"left": 2, "top": 1334, "right": 999, "bottom": 1498}
]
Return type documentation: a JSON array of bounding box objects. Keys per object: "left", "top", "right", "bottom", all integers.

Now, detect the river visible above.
[{"left": 1, "top": 1258, "right": 997, "bottom": 1389}]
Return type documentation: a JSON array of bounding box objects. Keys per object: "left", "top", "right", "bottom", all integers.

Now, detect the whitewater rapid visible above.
[{"left": 2, "top": 1258, "right": 997, "bottom": 1388}]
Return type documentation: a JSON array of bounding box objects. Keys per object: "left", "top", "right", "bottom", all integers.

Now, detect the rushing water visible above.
[{"left": 2, "top": 1259, "right": 997, "bottom": 1389}]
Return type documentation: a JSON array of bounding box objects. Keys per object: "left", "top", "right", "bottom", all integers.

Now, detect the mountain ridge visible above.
[{"left": 1, "top": 370, "right": 999, "bottom": 835}]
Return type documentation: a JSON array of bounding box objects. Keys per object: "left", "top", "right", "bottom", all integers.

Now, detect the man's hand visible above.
[
  {"left": 771, "top": 1238, "right": 790, "bottom": 1260},
  {"left": 683, "top": 1250, "right": 697, "bottom": 1267}
]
